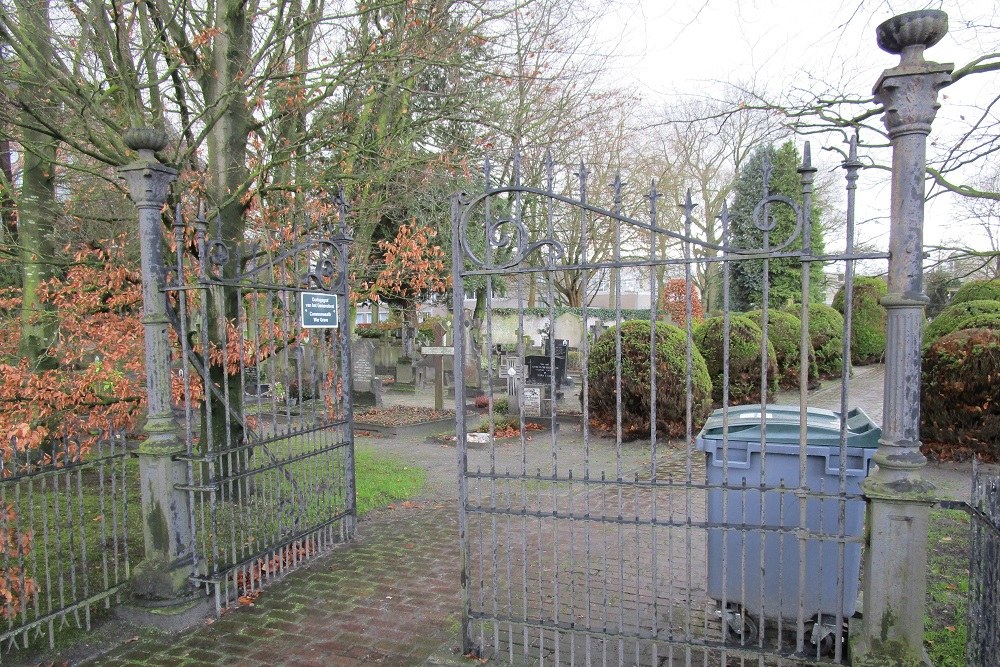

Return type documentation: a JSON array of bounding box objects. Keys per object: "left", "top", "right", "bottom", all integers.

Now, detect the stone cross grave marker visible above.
[{"left": 419, "top": 323, "right": 451, "bottom": 411}]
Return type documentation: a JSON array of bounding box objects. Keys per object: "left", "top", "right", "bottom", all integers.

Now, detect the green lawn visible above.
[
  {"left": 2, "top": 436, "right": 424, "bottom": 661},
  {"left": 354, "top": 445, "right": 426, "bottom": 515},
  {"left": 925, "top": 509, "right": 971, "bottom": 667}
]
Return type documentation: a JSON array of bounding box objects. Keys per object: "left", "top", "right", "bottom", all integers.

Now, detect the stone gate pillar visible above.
[
  {"left": 119, "top": 128, "right": 199, "bottom": 622},
  {"left": 853, "top": 11, "right": 952, "bottom": 666}
]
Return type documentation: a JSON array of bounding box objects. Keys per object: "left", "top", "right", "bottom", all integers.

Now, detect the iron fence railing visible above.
[
  {"left": 967, "top": 462, "right": 1000, "bottom": 666},
  {"left": 167, "top": 203, "right": 356, "bottom": 611},
  {"left": 0, "top": 430, "right": 134, "bottom": 657}
]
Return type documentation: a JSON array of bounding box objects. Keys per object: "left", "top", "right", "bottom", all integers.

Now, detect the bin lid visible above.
[{"left": 697, "top": 404, "right": 881, "bottom": 448}]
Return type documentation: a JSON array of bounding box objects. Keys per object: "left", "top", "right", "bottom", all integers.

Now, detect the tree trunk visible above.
[
  {"left": 198, "top": 0, "right": 252, "bottom": 473},
  {"left": 15, "top": 0, "right": 57, "bottom": 368}
]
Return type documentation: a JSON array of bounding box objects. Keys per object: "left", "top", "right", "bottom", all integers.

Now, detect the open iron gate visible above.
[
  {"left": 451, "top": 142, "right": 886, "bottom": 665},
  {"left": 166, "top": 203, "right": 356, "bottom": 609}
]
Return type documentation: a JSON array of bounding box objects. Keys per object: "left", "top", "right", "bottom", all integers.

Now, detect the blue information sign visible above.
[{"left": 300, "top": 292, "right": 339, "bottom": 329}]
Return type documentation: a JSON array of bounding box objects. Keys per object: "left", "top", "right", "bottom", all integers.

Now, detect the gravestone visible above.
[
  {"left": 352, "top": 339, "right": 375, "bottom": 393},
  {"left": 544, "top": 337, "right": 569, "bottom": 358},
  {"left": 244, "top": 366, "right": 263, "bottom": 395},
  {"left": 525, "top": 355, "right": 567, "bottom": 386}
]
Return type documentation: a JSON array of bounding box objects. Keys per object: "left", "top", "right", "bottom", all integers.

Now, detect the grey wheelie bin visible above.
[{"left": 695, "top": 405, "right": 880, "bottom": 625}]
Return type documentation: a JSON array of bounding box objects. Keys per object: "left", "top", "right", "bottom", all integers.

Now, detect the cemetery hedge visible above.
[
  {"left": 587, "top": 320, "right": 712, "bottom": 439},
  {"left": 746, "top": 309, "right": 818, "bottom": 389},
  {"left": 948, "top": 278, "right": 1000, "bottom": 306},
  {"left": 787, "top": 303, "right": 844, "bottom": 379},
  {"left": 832, "top": 276, "right": 887, "bottom": 365},
  {"left": 923, "top": 299, "right": 1000, "bottom": 349},
  {"left": 693, "top": 315, "right": 777, "bottom": 405},
  {"left": 921, "top": 327, "right": 1000, "bottom": 462}
]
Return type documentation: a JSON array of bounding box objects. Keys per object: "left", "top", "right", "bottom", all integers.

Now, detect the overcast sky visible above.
[{"left": 595, "top": 0, "right": 997, "bottom": 253}]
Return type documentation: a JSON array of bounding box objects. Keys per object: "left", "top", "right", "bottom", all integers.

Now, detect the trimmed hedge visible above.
[
  {"left": 694, "top": 315, "right": 777, "bottom": 405},
  {"left": 923, "top": 300, "right": 1000, "bottom": 348},
  {"left": 832, "top": 276, "right": 887, "bottom": 365},
  {"left": 746, "top": 309, "right": 819, "bottom": 389},
  {"left": 587, "top": 320, "right": 712, "bottom": 440},
  {"left": 948, "top": 278, "right": 1000, "bottom": 306},
  {"left": 787, "top": 303, "right": 845, "bottom": 379},
  {"left": 921, "top": 327, "right": 1000, "bottom": 462}
]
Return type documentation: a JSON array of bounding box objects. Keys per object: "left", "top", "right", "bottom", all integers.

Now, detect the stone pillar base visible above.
[
  {"left": 850, "top": 496, "right": 933, "bottom": 667},
  {"left": 116, "top": 594, "right": 213, "bottom": 633}
]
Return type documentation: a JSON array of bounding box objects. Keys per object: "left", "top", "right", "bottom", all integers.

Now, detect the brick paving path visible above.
[{"left": 92, "top": 506, "right": 464, "bottom": 667}]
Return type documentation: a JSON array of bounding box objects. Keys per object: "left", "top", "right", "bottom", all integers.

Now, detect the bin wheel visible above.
[
  {"left": 807, "top": 616, "right": 849, "bottom": 659},
  {"left": 723, "top": 606, "right": 758, "bottom": 645}
]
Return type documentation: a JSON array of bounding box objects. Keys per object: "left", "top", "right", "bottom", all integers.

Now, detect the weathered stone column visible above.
[
  {"left": 853, "top": 11, "right": 952, "bottom": 666},
  {"left": 119, "top": 129, "right": 196, "bottom": 613}
]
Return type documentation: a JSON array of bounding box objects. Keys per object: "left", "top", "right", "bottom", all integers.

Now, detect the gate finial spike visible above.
[
  {"left": 679, "top": 187, "right": 697, "bottom": 215},
  {"left": 803, "top": 141, "right": 812, "bottom": 168},
  {"left": 849, "top": 134, "right": 858, "bottom": 162}
]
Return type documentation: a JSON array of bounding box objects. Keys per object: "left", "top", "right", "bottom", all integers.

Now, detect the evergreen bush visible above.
[
  {"left": 923, "top": 300, "right": 1000, "bottom": 348},
  {"left": 746, "top": 309, "right": 818, "bottom": 389},
  {"left": 832, "top": 276, "right": 887, "bottom": 365},
  {"left": 921, "top": 327, "right": 1000, "bottom": 462},
  {"left": 948, "top": 278, "right": 1000, "bottom": 306},
  {"left": 787, "top": 303, "right": 845, "bottom": 379},
  {"left": 693, "top": 315, "right": 777, "bottom": 405},
  {"left": 587, "top": 320, "right": 712, "bottom": 440}
]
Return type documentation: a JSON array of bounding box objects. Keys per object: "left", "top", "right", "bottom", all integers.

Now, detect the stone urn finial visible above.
[
  {"left": 124, "top": 127, "right": 169, "bottom": 160},
  {"left": 876, "top": 10, "right": 948, "bottom": 65}
]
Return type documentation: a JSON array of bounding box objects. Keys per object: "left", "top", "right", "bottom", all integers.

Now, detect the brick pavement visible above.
[{"left": 91, "top": 506, "right": 465, "bottom": 667}]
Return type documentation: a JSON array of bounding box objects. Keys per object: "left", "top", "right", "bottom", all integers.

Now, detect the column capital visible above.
[
  {"left": 874, "top": 65, "right": 952, "bottom": 139},
  {"left": 872, "top": 10, "right": 953, "bottom": 139},
  {"left": 119, "top": 128, "right": 177, "bottom": 208}
]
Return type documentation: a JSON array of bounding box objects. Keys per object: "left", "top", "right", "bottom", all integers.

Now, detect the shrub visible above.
[
  {"left": 832, "top": 276, "right": 887, "bottom": 365},
  {"left": 493, "top": 396, "right": 510, "bottom": 415},
  {"left": 661, "top": 278, "right": 704, "bottom": 328},
  {"left": 693, "top": 315, "right": 777, "bottom": 405},
  {"left": 949, "top": 313, "right": 1000, "bottom": 333},
  {"left": 746, "top": 309, "right": 818, "bottom": 389},
  {"left": 923, "top": 300, "right": 1000, "bottom": 349},
  {"left": 948, "top": 278, "right": 1000, "bottom": 306},
  {"left": 921, "top": 327, "right": 1000, "bottom": 462},
  {"left": 787, "top": 303, "right": 845, "bottom": 379},
  {"left": 356, "top": 323, "right": 382, "bottom": 339},
  {"left": 586, "top": 320, "right": 712, "bottom": 440}
]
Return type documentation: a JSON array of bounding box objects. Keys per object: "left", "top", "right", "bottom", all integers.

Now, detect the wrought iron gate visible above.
[
  {"left": 166, "top": 203, "right": 356, "bottom": 609},
  {"left": 451, "top": 142, "right": 885, "bottom": 665}
]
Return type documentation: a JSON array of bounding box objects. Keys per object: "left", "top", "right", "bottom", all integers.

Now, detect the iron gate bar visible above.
[
  {"left": 456, "top": 251, "right": 890, "bottom": 277},
  {"left": 453, "top": 141, "right": 875, "bottom": 665}
]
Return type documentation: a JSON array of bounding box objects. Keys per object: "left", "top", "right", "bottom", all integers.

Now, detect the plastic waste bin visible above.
[{"left": 695, "top": 405, "right": 880, "bottom": 623}]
